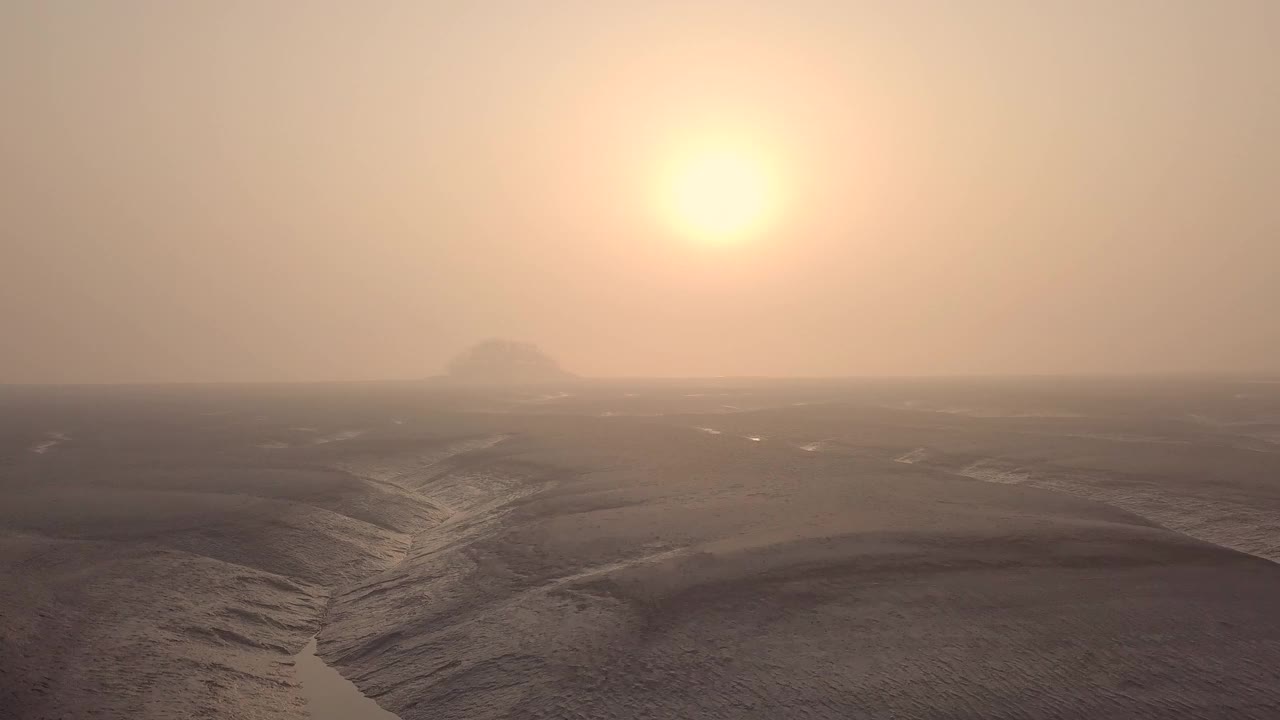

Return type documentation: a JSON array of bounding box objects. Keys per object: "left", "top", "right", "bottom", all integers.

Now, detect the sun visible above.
[{"left": 661, "top": 141, "right": 779, "bottom": 243}]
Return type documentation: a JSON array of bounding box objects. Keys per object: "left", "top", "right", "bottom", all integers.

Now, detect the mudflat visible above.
[{"left": 3, "top": 378, "right": 1280, "bottom": 718}]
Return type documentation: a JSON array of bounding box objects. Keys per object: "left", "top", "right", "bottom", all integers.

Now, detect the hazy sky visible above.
[{"left": 3, "top": 1, "right": 1278, "bottom": 382}]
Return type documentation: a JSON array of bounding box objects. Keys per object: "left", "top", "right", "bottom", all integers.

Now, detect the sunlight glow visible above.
[{"left": 661, "top": 142, "right": 779, "bottom": 243}]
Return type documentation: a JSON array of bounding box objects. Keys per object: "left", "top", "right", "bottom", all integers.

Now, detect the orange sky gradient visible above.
[{"left": 3, "top": 1, "right": 1278, "bottom": 382}]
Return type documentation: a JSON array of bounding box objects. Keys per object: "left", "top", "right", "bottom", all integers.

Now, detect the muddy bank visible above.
[{"left": 4, "top": 379, "right": 1280, "bottom": 719}]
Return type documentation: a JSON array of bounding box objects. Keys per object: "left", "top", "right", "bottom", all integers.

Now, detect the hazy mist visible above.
[{"left": 3, "top": 1, "right": 1278, "bottom": 383}]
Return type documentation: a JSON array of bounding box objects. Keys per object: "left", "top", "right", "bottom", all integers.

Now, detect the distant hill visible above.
[{"left": 446, "top": 339, "right": 573, "bottom": 384}]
